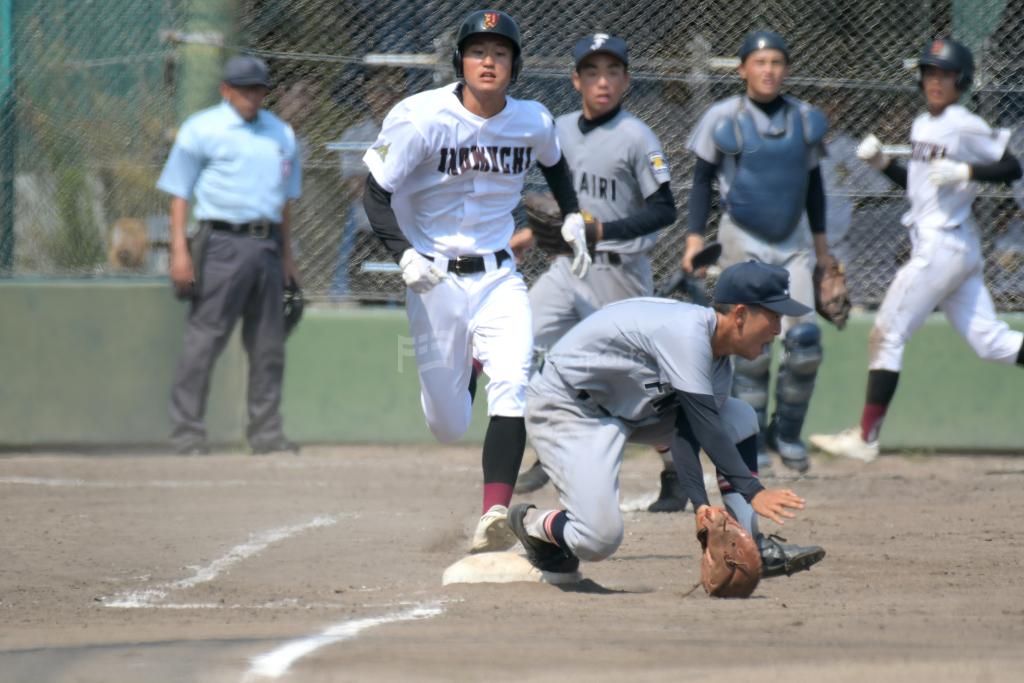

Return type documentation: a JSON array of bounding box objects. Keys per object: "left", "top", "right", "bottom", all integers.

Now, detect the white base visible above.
[{"left": 442, "top": 552, "right": 581, "bottom": 586}]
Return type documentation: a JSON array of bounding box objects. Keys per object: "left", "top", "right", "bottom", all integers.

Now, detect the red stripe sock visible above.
[
  {"left": 860, "top": 403, "right": 887, "bottom": 442},
  {"left": 482, "top": 483, "right": 513, "bottom": 513}
]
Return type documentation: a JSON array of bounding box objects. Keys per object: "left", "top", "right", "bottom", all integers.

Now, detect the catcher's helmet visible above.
[
  {"left": 451, "top": 9, "right": 523, "bottom": 83},
  {"left": 283, "top": 280, "right": 304, "bottom": 337},
  {"left": 917, "top": 38, "right": 974, "bottom": 91},
  {"left": 739, "top": 30, "right": 789, "bottom": 63}
]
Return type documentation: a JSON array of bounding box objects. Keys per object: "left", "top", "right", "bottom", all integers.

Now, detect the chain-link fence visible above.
[{"left": 3, "top": 0, "right": 1024, "bottom": 309}]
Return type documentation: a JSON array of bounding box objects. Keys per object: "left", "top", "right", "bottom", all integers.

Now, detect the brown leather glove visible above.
[
  {"left": 813, "top": 261, "right": 852, "bottom": 329},
  {"left": 522, "top": 192, "right": 598, "bottom": 256},
  {"left": 695, "top": 506, "right": 763, "bottom": 598}
]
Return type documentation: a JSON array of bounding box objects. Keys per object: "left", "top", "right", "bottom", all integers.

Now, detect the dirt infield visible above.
[{"left": 2, "top": 446, "right": 1024, "bottom": 682}]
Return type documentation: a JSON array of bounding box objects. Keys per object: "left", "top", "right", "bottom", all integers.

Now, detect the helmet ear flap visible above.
[{"left": 452, "top": 46, "right": 464, "bottom": 80}]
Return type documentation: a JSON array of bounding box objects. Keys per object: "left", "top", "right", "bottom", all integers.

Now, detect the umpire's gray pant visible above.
[
  {"left": 169, "top": 231, "right": 286, "bottom": 449},
  {"left": 526, "top": 364, "right": 757, "bottom": 562}
]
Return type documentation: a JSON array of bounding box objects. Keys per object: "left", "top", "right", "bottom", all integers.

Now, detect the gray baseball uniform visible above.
[
  {"left": 530, "top": 109, "right": 671, "bottom": 357},
  {"left": 525, "top": 297, "right": 763, "bottom": 561}
]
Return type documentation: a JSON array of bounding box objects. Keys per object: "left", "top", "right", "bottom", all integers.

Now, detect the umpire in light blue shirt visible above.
[{"left": 157, "top": 55, "right": 303, "bottom": 455}]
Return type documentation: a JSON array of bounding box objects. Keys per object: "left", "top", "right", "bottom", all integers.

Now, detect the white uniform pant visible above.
[
  {"left": 405, "top": 259, "right": 532, "bottom": 443},
  {"left": 526, "top": 366, "right": 757, "bottom": 562},
  {"left": 870, "top": 220, "right": 1023, "bottom": 371},
  {"left": 718, "top": 213, "right": 816, "bottom": 333}
]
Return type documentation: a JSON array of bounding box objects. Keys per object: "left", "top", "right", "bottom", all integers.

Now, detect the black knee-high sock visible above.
[
  {"left": 861, "top": 369, "right": 900, "bottom": 442},
  {"left": 481, "top": 416, "right": 526, "bottom": 511}
]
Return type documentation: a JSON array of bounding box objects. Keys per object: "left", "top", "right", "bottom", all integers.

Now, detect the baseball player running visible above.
[
  {"left": 362, "top": 9, "right": 587, "bottom": 553},
  {"left": 681, "top": 30, "right": 841, "bottom": 474},
  {"left": 810, "top": 38, "right": 1024, "bottom": 461},
  {"left": 510, "top": 33, "right": 685, "bottom": 511},
  {"left": 507, "top": 261, "right": 825, "bottom": 577}
]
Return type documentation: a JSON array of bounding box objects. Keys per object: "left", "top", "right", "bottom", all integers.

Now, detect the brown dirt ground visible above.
[{"left": 2, "top": 446, "right": 1024, "bottom": 682}]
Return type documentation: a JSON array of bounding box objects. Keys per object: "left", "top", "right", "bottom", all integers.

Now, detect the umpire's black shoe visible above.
[
  {"left": 508, "top": 503, "right": 579, "bottom": 574},
  {"left": 175, "top": 442, "right": 210, "bottom": 456},
  {"left": 758, "top": 533, "right": 826, "bottom": 578},
  {"left": 514, "top": 460, "right": 550, "bottom": 494},
  {"left": 647, "top": 469, "right": 689, "bottom": 513},
  {"left": 251, "top": 438, "right": 300, "bottom": 456}
]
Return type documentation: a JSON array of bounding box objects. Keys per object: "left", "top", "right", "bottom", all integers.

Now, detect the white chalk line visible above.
[
  {"left": 104, "top": 515, "right": 343, "bottom": 608},
  {"left": 244, "top": 602, "right": 444, "bottom": 680}
]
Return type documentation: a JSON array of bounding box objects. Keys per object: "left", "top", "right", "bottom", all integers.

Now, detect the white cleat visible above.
[
  {"left": 809, "top": 428, "right": 880, "bottom": 463},
  {"left": 469, "top": 504, "right": 517, "bottom": 554}
]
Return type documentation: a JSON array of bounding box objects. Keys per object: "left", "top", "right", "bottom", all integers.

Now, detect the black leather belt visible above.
[
  {"left": 203, "top": 219, "right": 280, "bottom": 239},
  {"left": 593, "top": 252, "right": 622, "bottom": 265},
  {"left": 422, "top": 250, "right": 512, "bottom": 276}
]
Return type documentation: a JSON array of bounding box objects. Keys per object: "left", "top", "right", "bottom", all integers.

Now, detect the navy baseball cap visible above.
[
  {"left": 573, "top": 33, "right": 629, "bottom": 69},
  {"left": 713, "top": 261, "right": 811, "bottom": 317},
  {"left": 223, "top": 56, "right": 272, "bottom": 88},
  {"left": 739, "top": 30, "right": 790, "bottom": 62}
]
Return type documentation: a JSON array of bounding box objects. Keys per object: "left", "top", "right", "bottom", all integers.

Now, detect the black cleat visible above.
[
  {"left": 514, "top": 459, "right": 551, "bottom": 494},
  {"left": 647, "top": 469, "right": 689, "bottom": 513},
  {"left": 251, "top": 438, "right": 300, "bottom": 456},
  {"left": 174, "top": 442, "right": 210, "bottom": 456},
  {"left": 507, "top": 503, "right": 579, "bottom": 574},
  {"left": 758, "top": 534, "right": 826, "bottom": 578}
]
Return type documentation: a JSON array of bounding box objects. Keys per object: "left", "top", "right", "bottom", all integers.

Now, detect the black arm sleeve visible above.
[
  {"left": 363, "top": 174, "right": 413, "bottom": 263},
  {"left": 971, "top": 151, "right": 1023, "bottom": 183},
  {"left": 687, "top": 157, "right": 717, "bottom": 236},
  {"left": 806, "top": 166, "right": 826, "bottom": 235},
  {"left": 883, "top": 161, "right": 908, "bottom": 189},
  {"left": 668, "top": 419, "right": 712, "bottom": 511},
  {"left": 675, "top": 391, "right": 765, "bottom": 503},
  {"left": 600, "top": 183, "right": 678, "bottom": 241},
  {"left": 538, "top": 155, "right": 580, "bottom": 217}
]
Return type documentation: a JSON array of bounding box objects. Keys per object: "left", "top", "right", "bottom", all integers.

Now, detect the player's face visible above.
[
  {"left": 738, "top": 49, "right": 788, "bottom": 102},
  {"left": 220, "top": 83, "right": 269, "bottom": 122},
  {"left": 920, "top": 65, "right": 960, "bottom": 113},
  {"left": 734, "top": 305, "right": 782, "bottom": 359},
  {"left": 572, "top": 53, "right": 629, "bottom": 119},
  {"left": 462, "top": 35, "right": 515, "bottom": 95}
]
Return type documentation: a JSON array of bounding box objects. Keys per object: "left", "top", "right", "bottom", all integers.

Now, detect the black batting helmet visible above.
[
  {"left": 917, "top": 38, "right": 974, "bottom": 91},
  {"left": 739, "top": 30, "right": 790, "bottom": 63},
  {"left": 451, "top": 9, "right": 523, "bottom": 83}
]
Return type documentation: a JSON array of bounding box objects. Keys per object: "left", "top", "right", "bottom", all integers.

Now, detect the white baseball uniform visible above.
[
  {"left": 363, "top": 83, "right": 561, "bottom": 442},
  {"left": 871, "top": 104, "right": 1024, "bottom": 371}
]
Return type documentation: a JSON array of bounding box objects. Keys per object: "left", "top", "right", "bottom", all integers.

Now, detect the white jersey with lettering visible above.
[
  {"left": 903, "top": 103, "right": 1011, "bottom": 231},
  {"left": 363, "top": 82, "right": 561, "bottom": 257}
]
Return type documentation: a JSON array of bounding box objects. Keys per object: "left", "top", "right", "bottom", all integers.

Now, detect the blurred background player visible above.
[
  {"left": 361, "top": 10, "right": 586, "bottom": 553},
  {"left": 681, "top": 30, "right": 841, "bottom": 473},
  {"left": 158, "top": 56, "right": 302, "bottom": 456},
  {"left": 810, "top": 38, "right": 1024, "bottom": 462},
  {"left": 510, "top": 33, "right": 684, "bottom": 511},
  {"left": 508, "top": 261, "right": 825, "bottom": 578}
]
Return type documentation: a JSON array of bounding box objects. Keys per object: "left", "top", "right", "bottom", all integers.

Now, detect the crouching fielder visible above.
[{"left": 509, "top": 261, "right": 826, "bottom": 578}]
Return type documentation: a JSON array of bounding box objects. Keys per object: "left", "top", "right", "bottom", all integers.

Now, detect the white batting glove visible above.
[
  {"left": 856, "top": 133, "right": 890, "bottom": 171},
  {"left": 927, "top": 158, "right": 971, "bottom": 187},
  {"left": 560, "top": 212, "right": 592, "bottom": 279},
  {"left": 399, "top": 249, "right": 448, "bottom": 294}
]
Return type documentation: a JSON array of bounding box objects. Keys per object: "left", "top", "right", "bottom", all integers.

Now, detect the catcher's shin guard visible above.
[
  {"left": 772, "top": 322, "right": 822, "bottom": 444},
  {"left": 731, "top": 350, "right": 771, "bottom": 452}
]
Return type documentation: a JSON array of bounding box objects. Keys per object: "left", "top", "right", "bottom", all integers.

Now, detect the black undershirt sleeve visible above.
[
  {"left": 363, "top": 173, "right": 412, "bottom": 263},
  {"left": 971, "top": 151, "right": 1023, "bottom": 183},
  {"left": 687, "top": 157, "right": 716, "bottom": 236},
  {"left": 538, "top": 155, "right": 580, "bottom": 217},
  {"left": 675, "top": 390, "right": 765, "bottom": 503},
  {"left": 883, "top": 161, "right": 908, "bottom": 189},
  {"left": 806, "top": 166, "right": 826, "bottom": 234},
  {"left": 600, "top": 183, "right": 678, "bottom": 241}
]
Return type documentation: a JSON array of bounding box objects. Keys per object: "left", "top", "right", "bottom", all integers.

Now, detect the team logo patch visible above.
[
  {"left": 648, "top": 151, "right": 671, "bottom": 183},
  {"left": 373, "top": 143, "right": 390, "bottom": 162},
  {"left": 483, "top": 12, "right": 498, "bottom": 29},
  {"left": 591, "top": 33, "right": 609, "bottom": 50}
]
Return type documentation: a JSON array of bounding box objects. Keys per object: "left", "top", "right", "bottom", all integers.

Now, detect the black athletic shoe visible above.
[
  {"left": 758, "top": 533, "right": 826, "bottom": 578},
  {"left": 507, "top": 503, "right": 579, "bottom": 573},
  {"left": 647, "top": 469, "right": 689, "bottom": 513},
  {"left": 251, "top": 438, "right": 300, "bottom": 456},
  {"left": 174, "top": 442, "right": 210, "bottom": 456},
  {"left": 514, "top": 459, "right": 550, "bottom": 494}
]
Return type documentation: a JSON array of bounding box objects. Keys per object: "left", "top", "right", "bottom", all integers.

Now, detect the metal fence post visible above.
[{"left": 0, "top": 0, "right": 14, "bottom": 272}]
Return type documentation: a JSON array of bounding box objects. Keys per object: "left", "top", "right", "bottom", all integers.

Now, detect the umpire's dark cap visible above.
[
  {"left": 224, "top": 56, "right": 272, "bottom": 88},
  {"left": 573, "top": 34, "right": 628, "bottom": 69},
  {"left": 739, "top": 30, "right": 790, "bottom": 62},
  {"left": 714, "top": 261, "right": 811, "bottom": 317}
]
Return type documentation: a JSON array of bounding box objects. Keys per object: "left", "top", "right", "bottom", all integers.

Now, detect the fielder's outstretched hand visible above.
[
  {"left": 399, "top": 248, "right": 448, "bottom": 294},
  {"left": 751, "top": 488, "right": 805, "bottom": 525}
]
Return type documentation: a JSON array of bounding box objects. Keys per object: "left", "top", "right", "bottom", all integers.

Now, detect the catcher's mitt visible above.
[
  {"left": 695, "top": 506, "right": 762, "bottom": 598},
  {"left": 523, "top": 192, "right": 598, "bottom": 255},
  {"left": 813, "top": 261, "right": 851, "bottom": 330}
]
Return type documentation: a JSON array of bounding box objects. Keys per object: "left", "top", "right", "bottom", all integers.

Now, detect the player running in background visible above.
[
  {"left": 681, "top": 30, "right": 842, "bottom": 474},
  {"left": 510, "top": 33, "right": 686, "bottom": 511},
  {"left": 361, "top": 10, "right": 586, "bottom": 553},
  {"left": 810, "top": 38, "right": 1024, "bottom": 462}
]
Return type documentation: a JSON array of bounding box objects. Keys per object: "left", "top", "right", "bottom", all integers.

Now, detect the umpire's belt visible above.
[
  {"left": 421, "top": 250, "right": 511, "bottom": 276},
  {"left": 593, "top": 252, "right": 622, "bottom": 265},
  {"left": 203, "top": 219, "right": 280, "bottom": 239}
]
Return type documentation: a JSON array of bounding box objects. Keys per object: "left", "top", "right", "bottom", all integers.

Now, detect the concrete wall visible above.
[{"left": 2, "top": 281, "right": 1021, "bottom": 451}]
